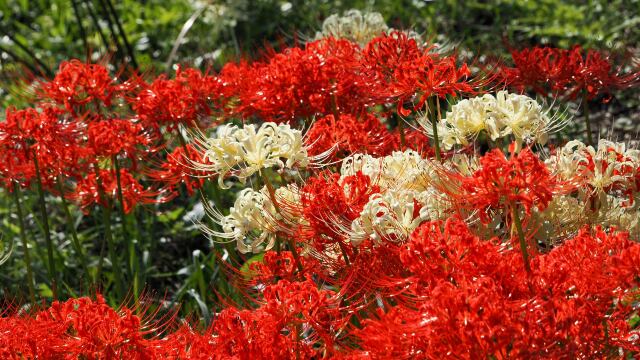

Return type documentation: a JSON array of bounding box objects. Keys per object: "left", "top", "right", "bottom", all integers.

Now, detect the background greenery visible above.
[{"left": 1, "top": 0, "right": 639, "bottom": 318}]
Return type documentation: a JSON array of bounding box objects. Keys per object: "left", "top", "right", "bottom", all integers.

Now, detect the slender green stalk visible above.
[
  {"left": 33, "top": 154, "right": 57, "bottom": 300},
  {"left": 56, "top": 177, "right": 90, "bottom": 285},
  {"left": 81, "top": 0, "right": 113, "bottom": 54},
  {"left": 112, "top": 157, "right": 133, "bottom": 272},
  {"left": 12, "top": 182, "right": 35, "bottom": 304},
  {"left": 0, "top": 44, "right": 42, "bottom": 77},
  {"left": 92, "top": 163, "right": 123, "bottom": 298},
  {"left": 104, "top": 0, "right": 138, "bottom": 68},
  {"left": 112, "top": 155, "right": 140, "bottom": 302},
  {"left": 194, "top": 251, "right": 208, "bottom": 309},
  {"left": 260, "top": 171, "right": 304, "bottom": 272},
  {"left": 70, "top": 0, "right": 88, "bottom": 54},
  {"left": 428, "top": 97, "right": 442, "bottom": 161},
  {"left": 511, "top": 203, "right": 531, "bottom": 273},
  {"left": 3, "top": 32, "right": 53, "bottom": 77},
  {"left": 95, "top": 0, "right": 127, "bottom": 64},
  {"left": 583, "top": 89, "right": 594, "bottom": 146}
]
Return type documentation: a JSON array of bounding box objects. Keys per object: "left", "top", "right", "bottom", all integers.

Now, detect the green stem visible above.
[
  {"left": 511, "top": 203, "right": 531, "bottom": 273},
  {"left": 583, "top": 90, "right": 593, "bottom": 146},
  {"left": 104, "top": 0, "right": 138, "bottom": 68},
  {"left": 12, "top": 182, "right": 36, "bottom": 304},
  {"left": 112, "top": 155, "right": 138, "bottom": 301},
  {"left": 93, "top": 163, "right": 123, "bottom": 298},
  {"left": 56, "top": 177, "right": 90, "bottom": 285},
  {"left": 33, "top": 154, "right": 57, "bottom": 300},
  {"left": 428, "top": 97, "right": 442, "bottom": 161}
]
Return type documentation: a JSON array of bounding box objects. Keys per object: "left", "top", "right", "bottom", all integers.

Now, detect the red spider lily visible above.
[
  {"left": 571, "top": 47, "right": 640, "bottom": 101},
  {"left": 70, "top": 168, "right": 165, "bottom": 213},
  {"left": 0, "top": 295, "right": 153, "bottom": 359},
  {"left": 508, "top": 45, "right": 640, "bottom": 100},
  {"left": 40, "top": 60, "right": 119, "bottom": 114},
  {"left": 0, "top": 106, "right": 85, "bottom": 187},
  {"left": 300, "top": 171, "right": 379, "bottom": 248},
  {"left": 306, "top": 113, "right": 396, "bottom": 159},
  {"left": 87, "top": 118, "right": 153, "bottom": 160},
  {"left": 306, "top": 113, "right": 432, "bottom": 161},
  {"left": 508, "top": 46, "right": 581, "bottom": 96},
  {"left": 361, "top": 31, "right": 424, "bottom": 90},
  {"left": 236, "top": 37, "right": 374, "bottom": 122},
  {"left": 454, "top": 146, "right": 565, "bottom": 223},
  {"left": 392, "top": 53, "right": 475, "bottom": 116},
  {"left": 146, "top": 144, "right": 206, "bottom": 198},
  {"left": 157, "top": 279, "right": 341, "bottom": 359},
  {"left": 354, "top": 218, "right": 640, "bottom": 358},
  {"left": 131, "top": 66, "right": 223, "bottom": 130},
  {"left": 0, "top": 147, "right": 35, "bottom": 189}
]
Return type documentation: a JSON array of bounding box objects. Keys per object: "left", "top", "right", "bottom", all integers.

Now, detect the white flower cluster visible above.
[
  {"left": 340, "top": 150, "right": 450, "bottom": 245},
  {"left": 198, "top": 126, "right": 640, "bottom": 254},
  {"left": 537, "top": 139, "right": 640, "bottom": 241},
  {"left": 429, "top": 91, "right": 556, "bottom": 151},
  {"left": 315, "top": 10, "right": 389, "bottom": 46},
  {"left": 192, "top": 122, "right": 309, "bottom": 188},
  {"left": 204, "top": 184, "right": 302, "bottom": 253},
  {"left": 549, "top": 139, "right": 640, "bottom": 195}
]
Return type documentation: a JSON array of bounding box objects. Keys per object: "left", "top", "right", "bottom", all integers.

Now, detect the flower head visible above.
[
  {"left": 191, "top": 122, "right": 311, "bottom": 188},
  {"left": 40, "top": 60, "right": 117, "bottom": 113},
  {"left": 452, "top": 147, "right": 561, "bottom": 223},
  {"left": 316, "top": 10, "right": 389, "bottom": 46}
]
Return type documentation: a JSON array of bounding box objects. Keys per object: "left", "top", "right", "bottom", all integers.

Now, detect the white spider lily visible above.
[
  {"left": 548, "top": 139, "right": 640, "bottom": 195},
  {"left": 349, "top": 190, "right": 425, "bottom": 246},
  {"left": 315, "top": 10, "right": 389, "bottom": 46},
  {"left": 190, "top": 122, "right": 313, "bottom": 189},
  {"left": 421, "top": 91, "right": 565, "bottom": 151},
  {"left": 200, "top": 184, "right": 306, "bottom": 253},
  {"left": 200, "top": 188, "right": 278, "bottom": 253},
  {"left": 340, "top": 150, "right": 435, "bottom": 192}
]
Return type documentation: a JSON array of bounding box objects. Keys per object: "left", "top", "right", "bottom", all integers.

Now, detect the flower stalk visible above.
[
  {"left": 583, "top": 89, "right": 593, "bottom": 146},
  {"left": 33, "top": 153, "right": 58, "bottom": 299},
  {"left": 112, "top": 155, "right": 140, "bottom": 300},
  {"left": 429, "top": 97, "right": 442, "bottom": 161},
  {"left": 12, "top": 182, "right": 36, "bottom": 304},
  {"left": 511, "top": 202, "right": 531, "bottom": 273},
  {"left": 56, "top": 177, "right": 90, "bottom": 285},
  {"left": 93, "top": 163, "right": 123, "bottom": 298}
]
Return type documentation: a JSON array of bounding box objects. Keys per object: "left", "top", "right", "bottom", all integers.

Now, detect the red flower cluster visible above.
[
  {"left": 0, "top": 60, "right": 225, "bottom": 211},
  {"left": 2, "top": 219, "right": 638, "bottom": 359},
  {"left": 508, "top": 45, "right": 640, "bottom": 100},
  {"left": 40, "top": 60, "right": 120, "bottom": 113},
  {"left": 353, "top": 219, "right": 640, "bottom": 358},
  {"left": 4, "top": 26, "right": 640, "bottom": 360},
  {"left": 301, "top": 171, "right": 380, "bottom": 247},
  {"left": 146, "top": 144, "right": 206, "bottom": 198},
  {"left": 131, "top": 66, "right": 229, "bottom": 130},
  {"left": 0, "top": 295, "right": 150, "bottom": 359},
  {"left": 306, "top": 113, "right": 431, "bottom": 160},
  {"left": 220, "top": 31, "right": 490, "bottom": 122},
  {"left": 71, "top": 168, "right": 162, "bottom": 214},
  {"left": 453, "top": 147, "right": 564, "bottom": 223}
]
